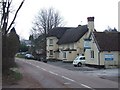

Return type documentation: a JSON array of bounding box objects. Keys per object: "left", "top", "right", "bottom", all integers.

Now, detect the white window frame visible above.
[
  {"left": 49, "top": 50, "right": 53, "bottom": 56},
  {"left": 49, "top": 39, "right": 53, "bottom": 46}
]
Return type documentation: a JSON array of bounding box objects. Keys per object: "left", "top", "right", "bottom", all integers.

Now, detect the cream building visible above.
[
  {"left": 57, "top": 25, "right": 88, "bottom": 61},
  {"left": 46, "top": 17, "right": 94, "bottom": 61},
  {"left": 46, "top": 27, "right": 72, "bottom": 60},
  {"left": 84, "top": 17, "right": 120, "bottom": 68},
  {"left": 85, "top": 31, "right": 120, "bottom": 68}
]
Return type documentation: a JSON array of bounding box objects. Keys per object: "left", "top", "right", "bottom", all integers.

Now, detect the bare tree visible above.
[
  {"left": 0, "top": 0, "right": 25, "bottom": 71},
  {"left": 30, "top": 8, "right": 64, "bottom": 60},
  {"left": 32, "top": 7, "right": 64, "bottom": 35},
  {"left": 0, "top": 0, "right": 25, "bottom": 35}
]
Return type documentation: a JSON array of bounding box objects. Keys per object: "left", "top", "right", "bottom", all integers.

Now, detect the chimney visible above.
[
  {"left": 78, "top": 24, "right": 81, "bottom": 27},
  {"left": 87, "top": 17, "right": 94, "bottom": 32}
]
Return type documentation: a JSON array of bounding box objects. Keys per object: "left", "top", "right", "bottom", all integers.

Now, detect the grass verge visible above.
[{"left": 3, "top": 68, "right": 22, "bottom": 85}]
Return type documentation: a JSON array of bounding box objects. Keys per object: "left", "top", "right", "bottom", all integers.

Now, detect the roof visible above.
[
  {"left": 93, "top": 32, "right": 120, "bottom": 51},
  {"left": 57, "top": 25, "right": 88, "bottom": 45},
  {"left": 47, "top": 27, "right": 74, "bottom": 39}
]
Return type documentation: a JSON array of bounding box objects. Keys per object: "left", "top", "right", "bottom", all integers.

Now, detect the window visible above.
[
  {"left": 63, "top": 52, "right": 66, "bottom": 58},
  {"left": 49, "top": 39, "right": 53, "bottom": 46},
  {"left": 91, "top": 50, "right": 94, "bottom": 58},
  {"left": 71, "top": 44, "right": 74, "bottom": 49},
  {"left": 82, "top": 57, "right": 85, "bottom": 60},
  {"left": 49, "top": 50, "right": 53, "bottom": 56}
]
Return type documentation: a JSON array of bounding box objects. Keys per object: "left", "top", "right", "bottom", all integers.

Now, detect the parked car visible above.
[
  {"left": 73, "top": 56, "right": 85, "bottom": 67},
  {"left": 25, "top": 54, "right": 34, "bottom": 59}
]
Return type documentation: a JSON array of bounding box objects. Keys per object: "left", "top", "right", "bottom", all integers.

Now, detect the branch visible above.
[{"left": 7, "top": 0, "right": 25, "bottom": 33}]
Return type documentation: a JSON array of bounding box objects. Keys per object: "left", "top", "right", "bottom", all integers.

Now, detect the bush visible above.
[{"left": 2, "top": 27, "right": 20, "bottom": 72}]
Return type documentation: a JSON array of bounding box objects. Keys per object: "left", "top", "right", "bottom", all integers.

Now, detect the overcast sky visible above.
[{"left": 11, "top": 0, "right": 119, "bottom": 40}]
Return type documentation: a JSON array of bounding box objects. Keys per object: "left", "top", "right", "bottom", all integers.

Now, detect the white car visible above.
[
  {"left": 25, "top": 54, "right": 34, "bottom": 59},
  {"left": 73, "top": 56, "right": 85, "bottom": 67}
]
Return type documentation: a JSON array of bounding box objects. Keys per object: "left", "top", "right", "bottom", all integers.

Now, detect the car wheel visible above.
[
  {"left": 43, "top": 61, "right": 47, "bottom": 63},
  {"left": 78, "top": 63, "right": 82, "bottom": 67},
  {"left": 74, "top": 65, "right": 77, "bottom": 67}
]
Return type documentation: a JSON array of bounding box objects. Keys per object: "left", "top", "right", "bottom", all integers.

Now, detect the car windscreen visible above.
[{"left": 80, "top": 57, "right": 85, "bottom": 60}]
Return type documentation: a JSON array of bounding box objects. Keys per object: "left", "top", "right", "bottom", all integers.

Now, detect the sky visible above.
[{"left": 10, "top": 0, "right": 119, "bottom": 40}]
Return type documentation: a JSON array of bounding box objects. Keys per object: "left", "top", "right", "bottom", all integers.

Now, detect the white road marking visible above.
[
  {"left": 64, "top": 82, "right": 71, "bottom": 85},
  {"left": 19, "top": 59, "right": 94, "bottom": 89},
  {"left": 41, "top": 68, "right": 47, "bottom": 71},
  {"left": 81, "top": 83, "right": 92, "bottom": 89},
  {"left": 48, "top": 71, "right": 58, "bottom": 76},
  {"left": 28, "top": 63, "right": 32, "bottom": 65},
  {"left": 36, "top": 66, "right": 40, "bottom": 68},
  {"left": 62, "top": 76, "right": 75, "bottom": 82}
]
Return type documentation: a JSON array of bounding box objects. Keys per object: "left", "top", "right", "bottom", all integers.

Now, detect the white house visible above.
[{"left": 85, "top": 31, "right": 120, "bottom": 68}]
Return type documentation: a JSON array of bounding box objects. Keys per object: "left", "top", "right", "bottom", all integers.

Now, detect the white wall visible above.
[
  {"left": 85, "top": 35, "right": 99, "bottom": 65},
  {"left": 100, "top": 51, "right": 119, "bottom": 66},
  {"left": 85, "top": 35, "right": 120, "bottom": 68}
]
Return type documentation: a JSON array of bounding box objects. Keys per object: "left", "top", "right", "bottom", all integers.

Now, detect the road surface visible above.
[{"left": 16, "top": 58, "right": 119, "bottom": 89}]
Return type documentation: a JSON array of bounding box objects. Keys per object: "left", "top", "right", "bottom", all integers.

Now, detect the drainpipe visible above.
[{"left": 98, "top": 51, "right": 100, "bottom": 68}]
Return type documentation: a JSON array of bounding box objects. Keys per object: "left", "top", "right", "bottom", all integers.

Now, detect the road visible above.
[{"left": 16, "top": 58, "right": 119, "bottom": 89}]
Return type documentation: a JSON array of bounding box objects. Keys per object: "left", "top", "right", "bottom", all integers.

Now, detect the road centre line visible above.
[
  {"left": 62, "top": 76, "right": 75, "bottom": 82},
  {"left": 61, "top": 75, "right": 93, "bottom": 89},
  {"left": 41, "top": 68, "right": 47, "bottom": 71},
  {"left": 22, "top": 60, "right": 94, "bottom": 89},
  {"left": 48, "top": 71, "right": 58, "bottom": 76},
  {"left": 81, "top": 83, "right": 93, "bottom": 89},
  {"left": 35, "top": 65, "right": 41, "bottom": 69}
]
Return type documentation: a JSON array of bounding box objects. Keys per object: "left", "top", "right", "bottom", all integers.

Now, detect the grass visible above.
[
  {"left": 3, "top": 68, "right": 22, "bottom": 85},
  {"left": 15, "top": 54, "right": 25, "bottom": 58},
  {"left": 10, "top": 68, "right": 22, "bottom": 80}
]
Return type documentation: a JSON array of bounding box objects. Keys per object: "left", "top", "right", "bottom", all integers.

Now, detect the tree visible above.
[
  {"left": 28, "top": 34, "right": 46, "bottom": 60},
  {"left": 19, "top": 43, "right": 29, "bottom": 52},
  {"left": 31, "top": 7, "right": 64, "bottom": 35},
  {"left": 2, "top": 27, "right": 20, "bottom": 71},
  {"left": 104, "top": 26, "right": 118, "bottom": 32},
  {"left": 0, "top": 0, "right": 25, "bottom": 34},
  {"left": 0, "top": 0, "right": 25, "bottom": 72},
  {"left": 31, "top": 7, "right": 64, "bottom": 60}
]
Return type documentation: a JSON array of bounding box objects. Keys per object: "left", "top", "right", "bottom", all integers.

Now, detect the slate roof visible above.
[
  {"left": 57, "top": 25, "right": 88, "bottom": 45},
  {"left": 93, "top": 32, "right": 120, "bottom": 51},
  {"left": 47, "top": 27, "right": 74, "bottom": 39}
]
